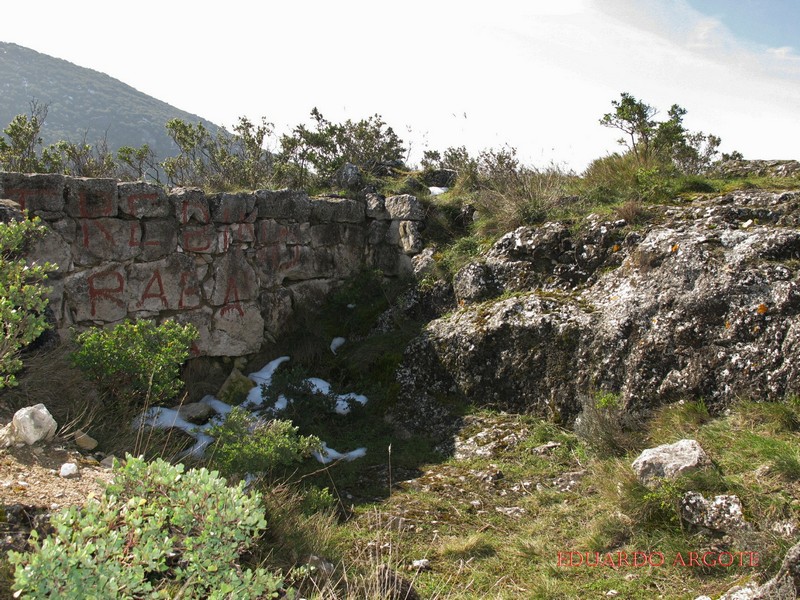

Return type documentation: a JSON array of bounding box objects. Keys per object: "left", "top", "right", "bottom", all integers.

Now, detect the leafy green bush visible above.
[
  {"left": 208, "top": 407, "right": 321, "bottom": 479},
  {"left": 0, "top": 215, "right": 54, "bottom": 389},
  {"left": 9, "top": 455, "right": 288, "bottom": 599},
  {"left": 71, "top": 319, "right": 198, "bottom": 407}
]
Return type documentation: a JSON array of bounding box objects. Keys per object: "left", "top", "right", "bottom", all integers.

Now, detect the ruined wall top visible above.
[{"left": 0, "top": 173, "right": 424, "bottom": 356}]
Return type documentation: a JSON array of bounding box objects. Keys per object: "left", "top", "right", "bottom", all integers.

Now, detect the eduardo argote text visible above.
[{"left": 557, "top": 550, "right": 759, "bottom": 569}]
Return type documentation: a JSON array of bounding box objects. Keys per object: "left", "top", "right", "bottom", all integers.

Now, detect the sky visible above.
[{"left": 2, "top": 0, "right": 799, "bottom": 172}]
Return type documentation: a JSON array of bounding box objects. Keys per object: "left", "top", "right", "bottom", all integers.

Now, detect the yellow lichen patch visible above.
[{"left": 756, "top": 303, "right": 768, "bottom": 315}]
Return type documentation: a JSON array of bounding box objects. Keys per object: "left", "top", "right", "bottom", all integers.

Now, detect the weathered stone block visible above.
[
  {"left": 209, "top": 250, "right": 259, "bottom": 306},
  {"left": 140, "top": 219, "right": 178, "bottom": 261},
  {"left": 255, "top": 244, "right": 314, "bottom": 285},
  {"left": 255, "top": 189, "right": 311, "bottom": 221},
  {"left": 631, "top": 439, "right": 711, "bottom": 487},
  {"left": 118, "top": 182, "right": 170, "bottom": 218},
  {"left": 260, "top": 288, "right": 293, "bottom": 340},
  {"left": 127, "top": 254, "right": 200, "bottom": 313},
  {"left": 210, "top": 302, "right": 265, "bottom": 356},
  {"left": 385, "top": 194, "right": 424, "bottom": 220},
  {"left": 0, "top": 173, "right": 66, "bottom": 217},
  {"left": 64, "top": 263, "right": 127, "bottom": 322},
  {"left": 171, "top": 188, "right": 210, "bottom": 224},
  {"left": 180, "top": 224, "right": 217, "bottom": 253},
  {"left": 366, "top": 193, "right": 390, "bottom": 220},
  {"left": 73, "top": 218, "right": 142, "bottom": 265},
  {"left": 256, "top": 220, "right": 311, "bottom": 246},
  {"left": 310, "top": 197, "right": 365, "bottom": 223},
  {"left": 218, "top": 222, "right": 256, "bottom": 252},
  {"left": 27, "top": 221, "right": 73, "bottom": 274},
  {"left": 65, "top": 177, "right": 118, "bottom": 218},
  {"left": 209, "top": 192, "right": 257, "bottom": 223}
]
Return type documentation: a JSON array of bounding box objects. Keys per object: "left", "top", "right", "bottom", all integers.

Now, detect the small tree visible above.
[
  {"left": 0, "top": 101, "right": 49, "bottom": 173},
  {"left": 0, "top": 215, "right": 54, "bottom": 388},
  {"left": 71, "top": 319, "right": 198, "bottom": 407},
  {"left": 276, "top": 108, "right": 405, "bottom": 188},
  {"left": 600, "top": 92, "right": 721, "bottom": 173},
  {"left": 162, "top": 117, "right": 276, "bottom": 190},
  {"left": 116, "top": 143, "right": 161, "bottom": 182}
]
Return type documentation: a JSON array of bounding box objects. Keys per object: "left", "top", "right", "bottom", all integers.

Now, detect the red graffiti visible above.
[
  {"left": 88, "top": 269, "right": 125, "bottom": 316},
  {"left": 220, "top": 277, "right": 244, "bottom": 317},
  {"left": 137, "top": 270, "right": 168, "bottom": 308},
  {"left": 180, "top": 198, "right": 210, "bottom": 224},
  {"left": 182, "top": 225, "right": 213, "bottom": 252},
  {"left": 3, "top": 187, "right": 60, "bottom": 212},
  {"left": 81, "top": 220, "right": 115, "bottom": 248},
  {"left": 178, "top": 272, "right": 201, "bottom": 309},
  {"left": 220, "top": 222, "right": 255, "bottom": 252},
  {"left": 128, "top": 222, "right": 160, "bottom": 248}
]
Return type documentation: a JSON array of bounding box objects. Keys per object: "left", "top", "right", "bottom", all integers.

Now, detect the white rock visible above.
[
  {"left": 412, "top": 558, "right": 431, "bottom": 571},
  {"left": 11, "top": 404, "right": 57, "bottom": 445},
  {"left": 59, "top": 463, "right": 79, "bottom": 478},
  {"left": 631, "top": 439, "right": 710, "bottom": 486},
  {"left": 330, "top": 337, "right": 346, "bottom": 354}
]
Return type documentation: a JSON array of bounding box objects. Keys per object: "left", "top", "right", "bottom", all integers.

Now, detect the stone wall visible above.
[{"left": 0, "top": 173, "right": 424, "bottom": 356}]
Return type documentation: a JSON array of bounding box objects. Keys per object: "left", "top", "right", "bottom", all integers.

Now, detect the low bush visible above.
[
  {"left": 208, "top": 407, "right": 321, "bottom": 479},
  {"left": 0, "top": 215, "right": 54, "bottom": 389},
  {"left": 71, "top": 319, "right": 198, "bottom": 407},
  {"left": 8, "top": 455, "right": 287, "bottom": 599}
]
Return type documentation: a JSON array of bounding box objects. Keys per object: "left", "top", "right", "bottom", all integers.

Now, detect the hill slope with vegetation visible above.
[{"left": 0, "top": 42, "right": 219, "bottom": 170}]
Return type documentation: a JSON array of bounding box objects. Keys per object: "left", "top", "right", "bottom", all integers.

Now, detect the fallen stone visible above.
[
  {"left": 680, "top": 492, "right": 750, "bottom": 532},
  {"left": 411, "top": 558, "right": 431, "bottom": 571},
  {"left": 11, "top": 404, "right": 57, "bottom": 446},
  {"left": 73, "top": 429, "right": 98, "bottom": 451},
  {"left": 0, "top": 424, "right": 14, "bottom": 448},
  {"left": 100, "top": 455, "right": 119, "bottom": 469},
  {"left": 631, "top": 439, "right": 711, "bottom": 487},
  {"left": 176, "top": 401, "right": 216, "bottom": 424},
  {"left": 715, "top": 540, "right": 800, "bottom": 599},
  {"left": 532, "top": 441, "right": 562, "bottom": 455},
  {"left": 216, "top": 367, "right": 256, "bottom": 405},
  {"left": 59, "top": 463, "right": 79, "bottom": 478}
]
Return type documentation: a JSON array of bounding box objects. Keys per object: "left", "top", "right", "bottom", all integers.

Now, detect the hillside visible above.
[{"left": 0, "top": 42, "right": 220, "bottom": 162}]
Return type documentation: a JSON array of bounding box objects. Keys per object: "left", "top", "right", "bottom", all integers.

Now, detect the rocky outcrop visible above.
[
  {"left": 1, "top": 173, "right": 424, "bottom": 356},
  {"left": 710, "top": 159, "right": 800, "bottom": 179},
  {"left": 396, "top": 191, "right": 800, "bottom": 437}
]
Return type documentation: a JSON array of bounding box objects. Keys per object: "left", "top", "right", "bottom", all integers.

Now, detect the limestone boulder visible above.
[
  {"left": 385, "top": 194, "right": 424, "bottom": 221},
  {"left": 680, "top": 492, "right": 750, "bottom": 532},
  {"left": 631, "top": 440, "right": 711, "bottom": 487},
  {"left": 3, "top": 405, "right": 58, "bottom": 446}
]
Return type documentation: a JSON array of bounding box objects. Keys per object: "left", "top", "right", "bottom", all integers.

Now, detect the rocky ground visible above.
[{"left": 0, "top": 437, "right": 114, "bottom": 560}]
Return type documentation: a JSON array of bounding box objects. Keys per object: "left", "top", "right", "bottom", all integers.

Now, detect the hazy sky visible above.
[{"left": 2, "top": 0, "right": 799, "bottom": 171}]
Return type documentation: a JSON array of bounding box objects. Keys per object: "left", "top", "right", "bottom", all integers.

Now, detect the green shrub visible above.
[
  {"left": 9, "top": 455, "right": 288, "bottom": 599},
  {"left": 208, "top": 407, "right": 321, "bottom": 479},
  {"left": 71, "top": 319, "right": 198, "bottom": 407},
  {"left": 0, "top": 215, "right": 54, "bottom": 388}
]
